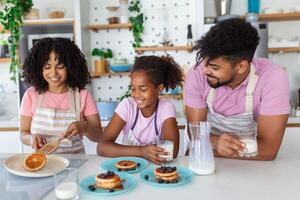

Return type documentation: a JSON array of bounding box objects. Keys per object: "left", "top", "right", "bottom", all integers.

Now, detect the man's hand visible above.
[{"left": 214, "top": 133, "right": 245, "bottom": 157}]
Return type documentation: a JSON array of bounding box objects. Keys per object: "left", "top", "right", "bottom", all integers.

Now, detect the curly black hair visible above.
[
  {"left": 194, "top": 18, "right": 259, "bottom": 67},
  {"left": 131, "top": 55, "right": 183, "bottom": 92},
  {"left": 22, "top": 37, "right": 91, "bottom": 93}
]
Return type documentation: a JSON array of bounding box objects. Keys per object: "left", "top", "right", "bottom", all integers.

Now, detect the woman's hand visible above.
[
  {"left": 62, "top": 121, "right": 87, "bottom": 139},
  {"left": 31, "top": 135, "right": 47, "bottom": 150},
  {"left": 215, "top": 132, "right": 245, "bottom": 157},
  {"left": 141, "top": 144, "right": 169, "bottom": 165}
]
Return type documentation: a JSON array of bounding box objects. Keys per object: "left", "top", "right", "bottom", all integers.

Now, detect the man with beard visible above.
[{"left": 184, "top": 18, "right": 289, "bottom": 160}]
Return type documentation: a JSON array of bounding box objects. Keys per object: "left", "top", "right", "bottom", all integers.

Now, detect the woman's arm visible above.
[
  {"left": 82, "top": 114, "right": 103, "bottom": 142},
  {"left": 161, "top": 117, "right": 180, "bottom": 158},
  {"left": 20, "top": 115, "right": 46, "bottom": 150}
]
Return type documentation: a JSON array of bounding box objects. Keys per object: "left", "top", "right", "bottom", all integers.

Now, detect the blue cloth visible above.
[{"left": 0, "top": 156, "right": 87, "bottom": 200}]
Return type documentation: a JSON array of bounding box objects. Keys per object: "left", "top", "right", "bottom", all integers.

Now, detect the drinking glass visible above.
[
  {"left": 54, "top": 168, "right": 79, "bottom": 200},
  {"left": 156, "top": 140, "right": 174, "bottom": 162},
  {"left": 238, "top": 129, "right": 258, "bottom": 157}
]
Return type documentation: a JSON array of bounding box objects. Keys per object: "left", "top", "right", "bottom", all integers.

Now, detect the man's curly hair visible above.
[
  {"left": 22, "top": 37, "right": 91, "bottom": 93},
  {"left": 194, "top": 18, "right": 259, "bottom": 67}
]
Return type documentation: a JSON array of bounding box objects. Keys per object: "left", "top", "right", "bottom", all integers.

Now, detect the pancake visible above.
[
  {"left": 23, "top": 152, "right": 47, "bottom": 172},
  {"left": 95, "top": 171, "right": 122, "bottom": 189},
  {"left": 115, "top": 160, "right": 137, "bottom": 171},
  {"left": 154, "top": 166, "right": 178, "bottom": 182}
]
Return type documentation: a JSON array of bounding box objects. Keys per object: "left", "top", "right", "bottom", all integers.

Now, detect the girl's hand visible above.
[
  {"left": 62, "top": 121, "right": 87, "bottom": 139},
  {"left": 141, "top": 145, "right": 169, "bottom": 165},
  {"left": 31, "top": 135, "right": 47, "bottom": 150}
]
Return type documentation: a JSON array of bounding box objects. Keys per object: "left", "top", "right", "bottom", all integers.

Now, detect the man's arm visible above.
[
  {"left": 255, "top": 114, "right": 288, "bottom": 160},
  {"left": 185, "top": 105, "right": 208, "bottom": 139}
]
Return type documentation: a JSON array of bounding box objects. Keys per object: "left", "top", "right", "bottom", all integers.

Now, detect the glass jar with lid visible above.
[
  {"left": 106, "top": 6, "right": 119, "bottom": 24},
  {"left": 119, "top": 0, "right": 129, "bottom": 23}
]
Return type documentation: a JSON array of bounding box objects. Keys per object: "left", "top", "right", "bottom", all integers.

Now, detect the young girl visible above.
[
  {"left": 20, "top": 37, "right": 103, "bottom": 154},
  {"left": 97, "top": 55, "right": 183, "bottom": 164}
]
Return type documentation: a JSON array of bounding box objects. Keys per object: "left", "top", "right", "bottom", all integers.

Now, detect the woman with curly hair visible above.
[
  {"left": 97, "top": 55, "right": 183, "bottom": 164},
  {"left": 20, "top": 37, "right": 102, "bottom": 154}
]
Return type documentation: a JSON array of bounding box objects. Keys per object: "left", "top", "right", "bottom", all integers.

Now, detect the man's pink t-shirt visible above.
[
  {"left": 20, "top": 87, "right": 98, "bottom": 119},
  {"left": 115, "top": 97, "right": 176, "bottom": 145},
  {"left": 184, "top": 57, "right": 290, "bottom": 119}
]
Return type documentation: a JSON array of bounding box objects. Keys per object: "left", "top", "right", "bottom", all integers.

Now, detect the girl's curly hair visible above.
[
  {"left": 194, "top": 18, "right": 259, "bottom": 67},
  {"left": 131, "top": 55, "right": 183, "bottom": 92},
  {"left": 22, "top": 37, "right": 91, "bottom": 93}
]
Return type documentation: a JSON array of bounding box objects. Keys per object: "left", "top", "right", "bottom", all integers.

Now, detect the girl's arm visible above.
[
  {"left": 97, "top": 113, "right": 167, "bottom": 164},
  {"left": 161, "top": 117, "right": 180, "bottom": 158}
]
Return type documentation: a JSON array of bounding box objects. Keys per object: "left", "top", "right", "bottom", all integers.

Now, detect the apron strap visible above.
[
  {"left": 245, "top": 64, "right": 259, "bottom": 113},
  {"left": 207, "top": 87, "right": 214, "bottom": 105},
  {"left": 130, "top": 106, "right": 139, "bottom": 131},
  {"left": 68, "top": 88, "right": 80, "bottom": 121},
  {"left": 130, "top": 101, "right": 160, "bottom": 136},
  {"left": 36, "top": 93, "right": 45, "bottom": 108}
]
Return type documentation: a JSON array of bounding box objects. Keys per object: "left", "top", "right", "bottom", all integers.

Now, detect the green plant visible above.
[
  {"left": 0, "top": 0, "right": 33, "bottom": 82},
  {"left": 119, "top": 84, "right": 131, "bottom": 101},
  {"left": 92, "top": 48, "right": 113, "bottom": 60},
  {"left": 129, "top": 0, "right": 143, "bottom": 48}
]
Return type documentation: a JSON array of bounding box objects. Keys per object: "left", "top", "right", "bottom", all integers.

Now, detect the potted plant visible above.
[
  {"left": 0, "top": 1, "right": 33, "bottom": 82},
  {"left": 92, "top": 48, "right": 113, "bottom": 74}
]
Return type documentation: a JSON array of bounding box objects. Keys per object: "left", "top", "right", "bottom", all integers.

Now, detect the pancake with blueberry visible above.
[
  {"left": 154, "top": 166, "right": 178, "bottom": 183},
  {"left": 95, "top": 171, "right": 122, "bottom": 189},
  {"left": 115, "top": 160, "right": 137, "bottom": 171}
]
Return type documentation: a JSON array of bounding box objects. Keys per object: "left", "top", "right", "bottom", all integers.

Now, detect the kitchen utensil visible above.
[
  {"left": 215, "top": 0, "right": 232, "bottom": 16},
  {"left": 38, "top": 138, "right": 61, "bottom": 155}
]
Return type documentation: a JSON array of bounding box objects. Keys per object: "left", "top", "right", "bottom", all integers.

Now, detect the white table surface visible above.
[{"left": 40, "top": 132, "right": 300, "bottom": 200}]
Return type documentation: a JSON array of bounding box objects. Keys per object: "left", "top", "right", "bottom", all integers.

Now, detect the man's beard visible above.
[{"left": 206, "top": 76, "right": 234, "bottom": 88}]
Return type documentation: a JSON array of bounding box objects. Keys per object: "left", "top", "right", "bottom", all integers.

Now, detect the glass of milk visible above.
[
  {"left": 238, "top": 130, "right": 258, "bottom": 157},
  {"left": 156, "top": 140, "right": 174, "bottom": 161},
  {"left": 54, "top": 168, "right": 79, "bottom": 200}
]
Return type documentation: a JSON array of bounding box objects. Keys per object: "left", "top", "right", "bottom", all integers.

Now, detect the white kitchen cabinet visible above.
[{"left": 0, "top": 131, "right": 22, "bottom": 153}]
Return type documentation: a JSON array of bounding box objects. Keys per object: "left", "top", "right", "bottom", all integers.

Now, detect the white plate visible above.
[{"left": 3, "top": 154, "right": 69, "bottom": 178}]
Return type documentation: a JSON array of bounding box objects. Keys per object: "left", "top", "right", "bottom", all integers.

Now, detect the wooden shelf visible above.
[
  {"left": 135, "top": 46, "right": 193, "bottom": 54},
  {"left": 92, "top": 72, "right": 131, "bottom": 78},
  {"left": 23, "top": 18, "right": 75, "bottom": 26},
  {"left": 241, "top": 12, "right": 300, "bottom": 22},
  {"left": 268, "top": 47, "right": 300, "bottom": 53},
  {"left": 87, "top": 23, "right": 132, "bottom": 31},
  {"left": 0, "top": 58, "right": 11, "bottom": 63},
  {"left": 159, "top": 94, "right": 183, "bottom": 100}
]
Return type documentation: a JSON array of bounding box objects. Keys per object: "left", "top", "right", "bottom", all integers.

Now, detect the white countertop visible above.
[{"left": 38, "top": 132, "right": 300, "bottom": 200}]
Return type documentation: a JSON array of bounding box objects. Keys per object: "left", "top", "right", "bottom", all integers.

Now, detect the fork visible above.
[{"left": 37, "top": 138, "right": 61, "bottom": 155}]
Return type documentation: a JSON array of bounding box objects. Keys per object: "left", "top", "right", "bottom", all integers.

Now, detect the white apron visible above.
[
  {"left": 184, "top": 64, "right": 258, "bottom": 150},
  {"left": 31, "top": 89, "right": 85, "bottom": 154},
  {"left": 122, "top": 103, "right": 160, "bottom": 146}
]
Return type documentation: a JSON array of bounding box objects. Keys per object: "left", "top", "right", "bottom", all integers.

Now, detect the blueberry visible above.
[
  {"left": 144, "top": 175, "right": 149, "bottom": 180},
  {"left": 88, "top": 185, "right": 96, "bottom": 191},
  {"left": 137, "top": 163, "right": 141, "bottom": 167},
  {"left": 158, "top": 179, "right": 164, "bottom": 183},
  {"left": 165, "top": 180, "right": 170, "bottom": 184},
  {"left": 172, "top": 167, "right": 177, "bottom": 171},
  {"left": 118, "top": 168, "right": 121, "bottom": 172},
  {"left": 109, "top": 189, "right": 115, "bottom": 193}
]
